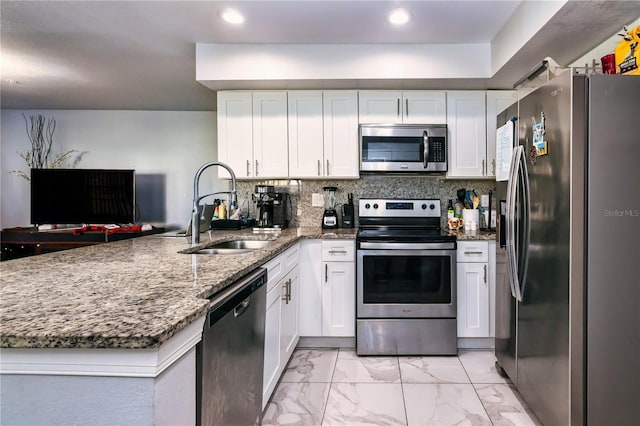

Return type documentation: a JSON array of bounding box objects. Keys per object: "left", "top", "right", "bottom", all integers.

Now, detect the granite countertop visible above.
[
  {"left": 445, "top": 229, "right": 496, "bottom": 241},
  {"left": 0, "top": 227, "right": 356, "bottom": 350}
]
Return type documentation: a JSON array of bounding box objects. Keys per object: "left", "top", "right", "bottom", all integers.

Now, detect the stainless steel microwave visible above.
[{"left": 359, "top": 124, "right": 447, "bottom": 173}]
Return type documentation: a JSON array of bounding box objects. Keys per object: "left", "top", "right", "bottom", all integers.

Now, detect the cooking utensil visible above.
[
  {"left": 464, "top": 191, "right": 473, "bottom": 209},
  {"left": 472, "top": 190, "right": 480, "bottom": 209}
]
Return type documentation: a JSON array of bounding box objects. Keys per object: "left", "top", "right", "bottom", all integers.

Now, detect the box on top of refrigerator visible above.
[{"left": 615, "top": 25, "right": 640, "bottom": 75}]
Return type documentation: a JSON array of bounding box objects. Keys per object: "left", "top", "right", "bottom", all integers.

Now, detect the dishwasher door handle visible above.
[{"left": 233, "top": 297, "right": 251, "bottom": 317}]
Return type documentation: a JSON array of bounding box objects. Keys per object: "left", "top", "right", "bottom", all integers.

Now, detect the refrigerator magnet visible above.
[{"left": 532, "top": 112, "right": 548, "bottom": 157}]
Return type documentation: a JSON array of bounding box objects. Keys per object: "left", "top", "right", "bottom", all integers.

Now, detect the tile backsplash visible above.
[{"left": 235, "top": 176, "right": 496, "bottom": 228}]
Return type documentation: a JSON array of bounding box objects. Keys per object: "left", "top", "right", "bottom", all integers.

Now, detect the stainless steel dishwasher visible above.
[{"left": 196, "top": 268, "right": 267, "bottom": 426}]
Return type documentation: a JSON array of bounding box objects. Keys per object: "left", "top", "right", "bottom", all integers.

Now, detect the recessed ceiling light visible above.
[
  {"left": 388, "top": 8, "right": 410, "bottom": 25},
  {"left": 220, "top": 8, "right": 245, "bottom": 25}
]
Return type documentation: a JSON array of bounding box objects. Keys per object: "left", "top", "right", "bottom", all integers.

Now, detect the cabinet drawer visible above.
[
  {"left": 321, "top": 240, "right": 355, "bottom": 262},
  {"left": 264, "top": 243, "right": 300, "bottom": 291},
  {"left": 457, "top": 241, "right": 489, "bottom": 263}
]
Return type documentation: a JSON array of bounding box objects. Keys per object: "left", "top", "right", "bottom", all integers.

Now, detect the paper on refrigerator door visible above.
[{"left": 496, "top": 120, "right": 514, "bottom": 182}]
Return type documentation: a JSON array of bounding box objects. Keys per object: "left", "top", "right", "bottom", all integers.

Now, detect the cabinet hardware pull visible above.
[
  {"left": 282, "top": 281, "right": 288, "bottom": 302},
  {"left": 397, "top": 98, "right": 400, "bottom": 116},
  {"left": 255, "top": 160, "right": 259, "bottom": 176},
  {"left": 317, "top": 160, "right": 321, "bottom": 176},
  {"left": 325, "top": 264, "right": 328, "bottom": 282},
  {"left": 288, "top": 279, "right": 292, "bottom": 302},
  {"left": 326, "top": 159, "right": 330, "bottom": 176},
  {"left": 405, "top": 98, "right": 409, "bottom": 116},
  {"left": 482, "top": 159, "right": 486, "bottom": 175},
  {"left": 329, "top": 250, "right": 347, "bottom": 254},
  {"left": 246, "top": 160, "right": 250, "bottom": 177},
  {"left": 492, "top": 159, "right": 496, "bottom": 175},
  {"left": 484, "top": 265, "right": 487, "bottom": 283},
  {"left": 464, "top": 251, "right": 484, "bottom": 255}
]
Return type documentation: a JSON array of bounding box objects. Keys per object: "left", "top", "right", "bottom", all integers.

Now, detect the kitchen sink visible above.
[{"left": 187, "top": 239, "right": 273, "bottom": 255}]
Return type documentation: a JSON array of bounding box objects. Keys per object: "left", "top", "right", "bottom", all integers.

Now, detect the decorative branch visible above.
[{"left": 9, "top": 114, "right": 84, "bottom": 181}]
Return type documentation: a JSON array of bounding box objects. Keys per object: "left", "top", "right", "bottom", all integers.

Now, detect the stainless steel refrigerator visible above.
[{"left": 495, "top": 71, "right": 639, "bottom": 426}]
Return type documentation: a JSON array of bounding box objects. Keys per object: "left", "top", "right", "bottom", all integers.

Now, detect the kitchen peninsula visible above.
[{"left": 0, "top": 227, "right": 355, "bottom": 425}]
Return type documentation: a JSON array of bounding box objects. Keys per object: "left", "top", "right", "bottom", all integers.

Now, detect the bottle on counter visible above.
[
  {"left": 454, "top": 200, "right": 463, "bottom": 219},
  {"left": 447, "top": 199, "right": 455, "bottom": 219},
  {"left": 218, "top": 201, "right": 227, "bottom": 220}
]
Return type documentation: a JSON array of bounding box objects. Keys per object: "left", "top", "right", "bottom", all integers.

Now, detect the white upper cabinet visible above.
[
  {"left": 217, "top": 91, "right": 253, "bottom": 179},
  {"left": 446, "top": 91, "right": 487, "bottom": 178},
  {"left": 288, "top": 90, "right": 359, "bottom": 178},
  {"left": 288, "top": 91, "right": 325, "bottom": 177},
  {"left": 217, "top": 91, "right": 288, "bottom": 179},
  {"left": 252, "top": 91, "right": 289, "bottom": 178},
  {"left": 359, "top": 90, "right": 446, "bottom": 124},
  {"left": 322, "top": 91, "right": 359, "bottom": 178},
  {"left": 403, "top": 91, "right": 447, "bottom": 124},
  {"left": 358, "top": 90, "right": 403, "bottom": 123},
  {"left": 486, "top": 91, "right": 517, "bottom": 178}
]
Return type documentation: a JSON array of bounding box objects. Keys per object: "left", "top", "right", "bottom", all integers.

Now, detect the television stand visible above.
[{"left": 1, "top": 225, "right": 162, "bottom": 261}]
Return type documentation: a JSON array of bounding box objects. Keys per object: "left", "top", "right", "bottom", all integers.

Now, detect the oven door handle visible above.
[{"left": 359, "top": 242, "right": 456, "bottom": 250}]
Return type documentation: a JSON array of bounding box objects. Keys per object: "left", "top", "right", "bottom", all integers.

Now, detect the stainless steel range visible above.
[{"left": 356, "top": 198, "right": 457, "bottom": 355}]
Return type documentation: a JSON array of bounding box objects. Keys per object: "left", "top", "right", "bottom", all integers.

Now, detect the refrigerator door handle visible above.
[
  {"left": 518, "top": 148, "right": 531, "bottom": 301},
  {"left": 506, "top": 146, "right": 524, "bottom": 302}
]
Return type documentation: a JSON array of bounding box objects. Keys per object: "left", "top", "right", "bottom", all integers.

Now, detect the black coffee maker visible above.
[{"left": 253, "top": 185, "right": 290, "bottom": 229}]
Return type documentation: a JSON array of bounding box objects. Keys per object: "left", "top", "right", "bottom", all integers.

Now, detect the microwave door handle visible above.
[{"left": 423, "top": 131, "right": 429, "bottom": 169}]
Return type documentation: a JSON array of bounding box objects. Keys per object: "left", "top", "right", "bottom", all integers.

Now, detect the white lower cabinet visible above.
[
  {"left": 263, "top": 283, "right": 282, "bottom": 408},
  {"left": 262, "top": 244, "right": 299, "bottom": 410},
  {"left": 280, "top": 270, "right": 299, "bottom": 359},
  {"left": 322, "top": 260, "right": 355, "bottom": 336},
  {"left": 299, "top": 240, "right": 355, "bottom": 337},
  {"left": 457, "top": 241, "right": 494, "bottom": 338}
]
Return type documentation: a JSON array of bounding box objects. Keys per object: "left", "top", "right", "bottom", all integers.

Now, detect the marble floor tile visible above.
[
  {"left": 403, "top": 383, "right": 492, "bottom": 426},
  {"left": 399, "top": 356, "right": 470, "bottom": 384},
  {"left": 281, "top": 349, "right": 339, "bottom": 383},
  {"left": 458, "top": 350, "right": 510, "bottom": 384},
  {"left": 332, "top": 350, "right": 401, "bottom": 383},
  {"left": 474, "top": 384, "right": 543, "bottom": 426},
  {"left": 322, "top": 383, "right": 407, "bottom": 426},
  {"left": 262, "top": 382, "right": 330, "bottom": 426}
]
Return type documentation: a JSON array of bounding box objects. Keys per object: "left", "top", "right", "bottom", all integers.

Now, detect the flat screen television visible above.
[{"left": 30, "top": 168, "right": 136, "bottom": 225}]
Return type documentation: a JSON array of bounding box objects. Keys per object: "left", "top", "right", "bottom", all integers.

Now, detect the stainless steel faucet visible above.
[{"left": 192, "top": 161, "right": 237, "bottom": 244}]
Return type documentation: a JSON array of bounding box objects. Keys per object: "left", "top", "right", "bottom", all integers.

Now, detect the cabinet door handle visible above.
[
  {"left": 246, "top": 160, "right": 250, "bottom": 177},
  {"left": 492, "top": 159, "right": 496, "bottom": 175},
  {"left": 317, "top": 160, "right": 321, "bottom": 176},
  {"left": 397, "top": 98, "right": 400, "bottom": 117},
  {"left": 482, "top": 159, "right": 486, "bottom": 175},
  {"left": 329, "top": 250, "right": 347, "bottom": 255},
  {"left": 326, "top": 159, "right": 330, "bottom": 176},
  {"left": 484, "top": 265, "right": 487, "bottom": 283},
  {"left": 282, "top": 281, "right": 288, "bottom": 302},
  {"left": 464, "top": 251, "right": 484, "bottom": 255},
  {"left": 255, "top": 160, "right": 259, "bottom": 176},
  {"left": 325, "top": 264, "right": 328, "bottom": 283},
  {"left": 405, "top": 98, "right": 409, "bottom": 116}
]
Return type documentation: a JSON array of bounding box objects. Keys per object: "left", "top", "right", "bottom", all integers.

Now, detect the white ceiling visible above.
[{"left": 1, "top": 1, "right": 638, "bottom": 110}]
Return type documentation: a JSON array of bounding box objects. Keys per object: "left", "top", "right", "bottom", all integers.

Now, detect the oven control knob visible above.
[
  {"left": 430, "top": 203, "right": 436, "bottom": 210},
  {"left": 421, "top": 204, "right": 427, "bottom": 209},
  {"left": 365, "top": 203, "right": 371, "bottom": 209},
  {"left": 373, "top": 203, "right": 379, "bottom": 209}
]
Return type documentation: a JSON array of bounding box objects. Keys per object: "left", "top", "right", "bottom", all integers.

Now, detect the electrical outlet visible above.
[
  {"left": 312, "top": 193, "right": 324, "bottom": 207},
  {"left": 481, "top": 194, "right": 489, "bottom": 208}
]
